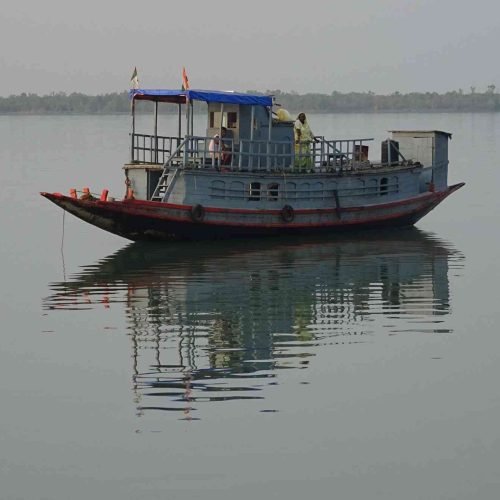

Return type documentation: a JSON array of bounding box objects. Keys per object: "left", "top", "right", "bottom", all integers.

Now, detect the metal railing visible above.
[
  {"left": 132, "top": 133, "right": 434, "bottom": 176},
  {"left": 152, "top": 136, "right": 401, "bottom": 203},
  {"left": 157, "top": 135, "right": 376, "bottom": 173},
  {"left": 131, "top": 134, "right": 182, "bottom": 164}
]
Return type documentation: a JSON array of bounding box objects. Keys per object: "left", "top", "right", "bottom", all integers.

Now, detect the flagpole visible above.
[
  {"left": 131, "top": 97, "right": 136, "bottom": 162},
  {"left": 130, "top": 67, "right": 139, "bottom": 163},
  {"left": 181, "top": 67, "right": 191, "bottom": 138}
]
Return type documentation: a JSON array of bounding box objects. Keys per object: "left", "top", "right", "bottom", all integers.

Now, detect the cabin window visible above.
[
  {"left": 227, "top": 112, "right": 238, "bottom": 129},
  {"left": 267, "top": 183, "right": 279, "bottom": 201},
  {"left": 211, "top": 180, "right": 226, "bottom": 198},
  {"left": 391, "top": 176, "right": 399, "bottom": 193},
  {"left": 313, "top": 182, "right": 324, "bottom": 198},
  {"left": 210, "top": 111, "right": 238, "bottom": 130},
  {"left": 229, "top": 181, "right": 245, "bottom": 199},
  {"left": 249, "top": 182, "right": 261, "bottom": 201},
  {"left": 298, "top": 182, "right": 310, "bottom": 200},
  {"left": 380, "top": 177, "right": 388, "bottom": 195},
  {"left": 327, "top": 182, "right": 338, "bottom": 197},
  {"left": 353, "top": 179, "right": 365, "bottom": 196},
  {"left": 285, "top": 182, "right": 297, "bottom": 199}
]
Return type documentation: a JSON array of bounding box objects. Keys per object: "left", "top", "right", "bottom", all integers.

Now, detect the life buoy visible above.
[
  {"left": 190, "top": 204, "right": 205, "bottom": 222},
  {"left": 281, "top": 204, "right": 294, "bottom": 223}
]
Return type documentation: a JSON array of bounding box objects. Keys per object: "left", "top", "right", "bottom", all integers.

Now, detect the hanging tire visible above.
[
  {"left": 190, "top": 204, "right": 205, "bottom": 223},
  {"left": 281, "top": 204, "right": 294, "bottom": 223}
]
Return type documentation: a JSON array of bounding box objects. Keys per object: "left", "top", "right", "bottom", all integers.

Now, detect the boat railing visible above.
[
  {"left": 130, "top": 133, "right": 182, "bottom": 164},
  {"left": 130, "top": 134, "right": 430, "bottom": 173},
  {"left": 312, "top": 137, "right": 374, "bottom": 170},
  {"left": 168, "top": 135, "right": 375, "bottom": 173},
  {"left": 153, "top": 136, "right": 401, "bottom": 201}
]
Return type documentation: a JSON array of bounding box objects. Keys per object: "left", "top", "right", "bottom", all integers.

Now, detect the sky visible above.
[{"left": 1, "top": 0, "right": 499, "bottom": 97}]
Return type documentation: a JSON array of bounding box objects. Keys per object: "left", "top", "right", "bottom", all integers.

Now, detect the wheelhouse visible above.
[{"left": 127, "top": 89, "right": 374, "bottom": 169}]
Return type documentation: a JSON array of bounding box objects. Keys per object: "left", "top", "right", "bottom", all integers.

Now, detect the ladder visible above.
[
  {"left": 150, "top": 139, "right": 187, "bottom": 202},
  {"left": 151, "top": 167, "right": 181, "bottom": 202},
  {"left": 150, "top": 171, "right": 169, "bottom": 201}
]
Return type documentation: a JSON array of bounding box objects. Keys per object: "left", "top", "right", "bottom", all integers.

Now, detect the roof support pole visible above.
[
  {"left": 130, "top": 98, "right": 136, "bottom": 162},
  {"left": 220, "top": 103, "right": 224, "bottom": 166},
  {"left": 186, "top": 97, "right": 191, "bottom": 137},
  {"left": 249, "top": 106, "right": 255, "bottom": 170},
  {"left": 154, "top": 101, "right": 158, "bottom": 163},
  {"left": 267, "top": 106, "right": 272, "bottom": 171},
  {"left": 177, "top": 103, "right": 182, "bottom": 148},
  {"left": 220, "top": 103, "right": 224, "bottom": 135},
  {"left": 191, "top": 100, "right": 194, "bottom": 137}
]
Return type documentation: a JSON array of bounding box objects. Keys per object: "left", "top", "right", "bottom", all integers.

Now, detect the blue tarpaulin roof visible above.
[{"left": 130, "top": 89, "right": 273, "bottom": 106}]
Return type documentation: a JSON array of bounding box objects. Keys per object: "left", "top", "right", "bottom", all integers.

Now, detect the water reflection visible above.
[{"left": 44, "top": 228, "right": 463, "bottom": 419}]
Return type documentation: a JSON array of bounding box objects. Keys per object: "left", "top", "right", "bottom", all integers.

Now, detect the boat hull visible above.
[{"left": 41, "top": 183, "right": 464, "bottom": 241}]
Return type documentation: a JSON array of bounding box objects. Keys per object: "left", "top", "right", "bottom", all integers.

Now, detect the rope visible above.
[{"left": 60, "top": 210, "right": 67, "bottom": 281}]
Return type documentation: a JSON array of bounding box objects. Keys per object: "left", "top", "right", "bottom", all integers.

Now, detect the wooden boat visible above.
[{"left": 41, "top": 88, "right": 464, "bottom": 241}]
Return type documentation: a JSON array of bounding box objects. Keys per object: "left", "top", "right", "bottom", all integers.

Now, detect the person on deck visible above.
[
  {"left": 209, "top": 127, "right": 231, "bottom": 166},
  {"left": 294, "top": 113, "right": 316, "bottom": 172}
]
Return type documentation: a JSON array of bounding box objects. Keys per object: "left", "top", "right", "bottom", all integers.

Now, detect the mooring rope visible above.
[{"left": 60, "top": 210, "right": 67, "bottom": 281}]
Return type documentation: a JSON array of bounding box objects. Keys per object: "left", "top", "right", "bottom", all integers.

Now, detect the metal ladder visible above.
[
  {"left": 151, "top": 167, "right": 181, "bottom": 202},
  {"left": 150, "top": 171, "right": 170, "bottom": 201},
  {"left": 150, "top": 139, "right": 187, "bottom": 202}
]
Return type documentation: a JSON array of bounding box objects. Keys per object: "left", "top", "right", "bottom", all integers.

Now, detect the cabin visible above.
[
  {"left": 390, "top": 130, "right": 451, "bottom": 192},
  {"left": 124, "top": 89, "right": 374, "bottom": 201}
]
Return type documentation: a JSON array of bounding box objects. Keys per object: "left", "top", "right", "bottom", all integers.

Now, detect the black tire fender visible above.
[
  {"left": 190, "top": 204, "right": 205, "bottom": 222},
  {"left": 281, "top": 204, "right": 294, "bottom": 223}
]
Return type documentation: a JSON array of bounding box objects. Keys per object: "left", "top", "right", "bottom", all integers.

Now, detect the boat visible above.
[{"left": 41, "top": 87, "right": 465, "bottom": 241}]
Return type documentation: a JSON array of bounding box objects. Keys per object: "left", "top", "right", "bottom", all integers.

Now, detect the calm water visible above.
[{"left": 1, "top": 113, "right": 499, "bottom": 499}]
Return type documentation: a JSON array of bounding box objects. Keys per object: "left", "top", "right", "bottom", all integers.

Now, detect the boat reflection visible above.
[{"left": 44, "top": 228, "right": 463, "bottom": 419}]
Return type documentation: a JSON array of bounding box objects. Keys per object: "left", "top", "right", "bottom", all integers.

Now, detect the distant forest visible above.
[{"left": 1, "top": 86, "right": 499, "bottom": 114}]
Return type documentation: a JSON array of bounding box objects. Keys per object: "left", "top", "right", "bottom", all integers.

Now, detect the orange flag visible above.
[{"left": 182, "top": 67, "right": 190, "bottom": 91}]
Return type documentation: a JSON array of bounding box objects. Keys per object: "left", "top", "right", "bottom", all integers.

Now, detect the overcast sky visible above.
[{"left": 1, "top": 0, "right": 499, "bottom": 96}]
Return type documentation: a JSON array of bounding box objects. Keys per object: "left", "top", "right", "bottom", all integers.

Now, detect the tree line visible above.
[{"left": 1, "top": 87, "right": 499, "bottom": 114}]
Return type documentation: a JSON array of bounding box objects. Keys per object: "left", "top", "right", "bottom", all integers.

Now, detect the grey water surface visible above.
[{"left": 1, "top": 113, "right": 499, "bottom": 500}]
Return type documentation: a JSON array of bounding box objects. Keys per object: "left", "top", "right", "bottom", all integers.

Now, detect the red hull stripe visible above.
[
  {"left": 41, "top": 183, "right": 463, "bottom": 229},
  {"left": 119, "top": 192, "right": 437, "bottom": 215}
]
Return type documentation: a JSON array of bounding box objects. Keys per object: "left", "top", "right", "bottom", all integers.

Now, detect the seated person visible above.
[{"left": 209, "top": 127, "right": 232, "bottom": 166}]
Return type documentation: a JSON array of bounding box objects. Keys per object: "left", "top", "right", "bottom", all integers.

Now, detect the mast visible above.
[{"left": 130, "top": 96, "right": 136, "bottom": 162}]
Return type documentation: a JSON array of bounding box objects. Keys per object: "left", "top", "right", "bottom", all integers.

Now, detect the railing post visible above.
[
  {"left": 238, "top": 141, "right": 244, "bottom": 171},
  {"left": 183, "top": 135, "right": 189, "bottom": 165}
]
